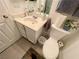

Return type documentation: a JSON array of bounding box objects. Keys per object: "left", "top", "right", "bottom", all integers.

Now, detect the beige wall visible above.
[
  {"left": 49, "top": 0, "right": 67, "bottom": 28},
  {"left": 60, "top": 30, "right": 79, "bottom": 59}
]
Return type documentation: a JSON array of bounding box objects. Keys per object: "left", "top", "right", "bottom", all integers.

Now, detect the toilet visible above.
[{"left": 43, "top": 24, "right": 70, "bottom": 59}]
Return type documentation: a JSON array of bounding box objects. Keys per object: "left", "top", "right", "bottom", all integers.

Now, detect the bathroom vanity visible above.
[
  {"left": 14, "top": 15, "right": 48, "bottom": 44},
  {"left": 2, "top": 0, "right": 54, "bottom": 44},
  {"left": 8, "top": 0, "right": 50, "bottom": 44}
]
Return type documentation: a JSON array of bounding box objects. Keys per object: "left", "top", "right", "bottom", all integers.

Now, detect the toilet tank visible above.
[{"left": 50, "top": 24, "right": 70, "bottom": 41}]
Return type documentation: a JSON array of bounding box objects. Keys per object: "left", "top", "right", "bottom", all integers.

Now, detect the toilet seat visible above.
[{"left": 43, "top": 37, "right": 59, "bottom": 59}]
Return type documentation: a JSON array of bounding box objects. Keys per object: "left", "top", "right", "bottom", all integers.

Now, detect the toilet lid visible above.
[{"left": 43, "top": 38, "right": 59, "bottom": 59}]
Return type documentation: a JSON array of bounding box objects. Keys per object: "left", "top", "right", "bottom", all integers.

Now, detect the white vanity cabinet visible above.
[
  {"left": 25, "top": 26, "right": 43, "bottom": 44},
  {"left": 16, "top": 21, "right": 43, "bottom": 44},
  {"left": 14, "top": 15, "right": 48, "bottom": 44}
]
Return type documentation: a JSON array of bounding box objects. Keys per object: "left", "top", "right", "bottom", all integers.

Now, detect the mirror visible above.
[
  {"left": 44, "top": 0, "right": 53, "bottom": 14},
  {"left": 9, "top": 0, "right": 53, "bottom": 15}
]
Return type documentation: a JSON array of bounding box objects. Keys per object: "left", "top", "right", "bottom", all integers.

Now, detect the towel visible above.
[{"left": 56, "top": 0, "right": 79, "bottom": 16}]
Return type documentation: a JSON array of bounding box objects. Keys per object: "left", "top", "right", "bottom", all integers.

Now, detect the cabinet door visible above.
[
  {"left": 16, "top": 22, "right": 27, "bottom": 38},
  {"left": 0, "top": 0, "right": 21, "bottom": 53},
  {"left": 0, "top": 41, "right": 5, "bottom": 50},
  {"left": 0, "top": 40, "right": 5, "bottom": 52},
  {"left": 0, "top": 22, "right": 13, "bottom": 42},
  {"left": 0, "top": 0, "right": 20, "bottom": 41},
  {"left": 2, "top": 16, "right": 21, "bottom": 41},
  {"left": 25, "top": 27, "right": 36, "bottom": 44},
  {"left": 0, "top": 23, "right": 11, "bottom": 52}
]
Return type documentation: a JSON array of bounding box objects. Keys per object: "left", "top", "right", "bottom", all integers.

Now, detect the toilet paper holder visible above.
[{"left": 58, "top": 40, "right": 64, "bottom": 48}]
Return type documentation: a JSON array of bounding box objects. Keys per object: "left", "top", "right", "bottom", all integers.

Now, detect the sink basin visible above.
[
  {"left": 21, "top": 16, "right": 45, "bottom": 26},
  {"left": 22, "top": 16, "right": 38, "bottom": 24}
]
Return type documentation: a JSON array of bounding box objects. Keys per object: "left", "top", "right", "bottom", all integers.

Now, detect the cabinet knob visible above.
[{"left": 3, "top": 15, "right": 8, "bottom": 18}]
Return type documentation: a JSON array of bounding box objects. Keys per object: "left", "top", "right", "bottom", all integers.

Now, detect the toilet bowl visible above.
[
  {"left": 43, "top": 38, "right": 59, "bottom": 59},
  {"left": 43, "top": 24, "right": 70, "bottom": 59}
]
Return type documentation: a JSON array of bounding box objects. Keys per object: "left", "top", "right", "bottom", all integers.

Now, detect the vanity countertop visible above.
[{"left": 14, "top": 16, "right": 48, "bottom": 31}]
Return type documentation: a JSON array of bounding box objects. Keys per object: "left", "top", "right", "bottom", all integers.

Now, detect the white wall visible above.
[{"left": 49, "top": 0, "right": 67, "bottom": 28}]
